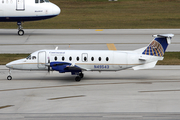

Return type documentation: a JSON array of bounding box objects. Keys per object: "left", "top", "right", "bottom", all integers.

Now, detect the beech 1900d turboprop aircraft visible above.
[
  {"left": 6, "top": 34, "right": 174, "bottom": 81},
  {"left": 0, "top": 0, "right": 60, "bottom": 35}
]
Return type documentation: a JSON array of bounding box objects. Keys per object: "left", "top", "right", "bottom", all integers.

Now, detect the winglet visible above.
[{"left": 153, "top": 34, "right": 174, "bottom": 45}]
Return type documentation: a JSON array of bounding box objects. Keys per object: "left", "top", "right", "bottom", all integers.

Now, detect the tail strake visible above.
[{"left": 142, "top": 34, "right": 174, "bottom": 57}]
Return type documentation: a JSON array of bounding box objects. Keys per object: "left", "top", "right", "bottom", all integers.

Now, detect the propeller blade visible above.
[{"left": 48, "top": 57, "right": 50, "bottom": 73}]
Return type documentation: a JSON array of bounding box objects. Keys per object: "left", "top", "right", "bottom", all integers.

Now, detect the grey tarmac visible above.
[
  {"left": 0, "top": 29, "right": 179, "bottom": 53},
  {"left": 0, "top": 65, "right": 180, "bottom": 120}
]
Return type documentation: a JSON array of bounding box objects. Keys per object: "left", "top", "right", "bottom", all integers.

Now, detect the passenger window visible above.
[
  {"left": 62, "top": 56, "right": 65, "bottom": 61},
  {"left": 98, "top": 57, "right": 101, "bottom": 61},
  {"left": 76, "top": 57, "right": 79, "bottom": 61},
  {"left": 91, "top": 57, "right": 94, "bottom": 61},
  {"left": 35, "top": 0, "right": 38, "bottom": 3},
  {"left": 32, "top": 56, "right": 36, "bottom": 60},
  {"left": 84, "top": 57, "right": 87, "bottom": 61},
  {"left": 54, "top": 56, "right": 57, "bottom": 61},
  {"left": 106, "top": 57, "right": 109, "bottom": 61},
  {"left": 69, "top": 56, "right": 72, "bottom": 61},
  {"left": 2, "top": 0, "right": 4, "bottom": 3}
]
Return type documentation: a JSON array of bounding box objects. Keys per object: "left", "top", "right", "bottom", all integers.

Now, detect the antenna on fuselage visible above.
[{"left": 55, "top": 47, "right": 58, "bottom": 50}]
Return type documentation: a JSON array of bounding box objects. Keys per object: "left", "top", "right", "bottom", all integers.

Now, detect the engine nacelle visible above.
[{"left": 50, "top": 62, "right": 71, "bottom": 73}]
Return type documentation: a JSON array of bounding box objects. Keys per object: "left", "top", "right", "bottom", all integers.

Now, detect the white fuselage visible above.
[
  {"left": 5, "top": 34, "right": 173, "bottom": 81},
  {"left": 0, "top": 0, "right": 60, "bottom": 22},
  {"left": 6, "top": 49, "right": 151, "bottom": 71}
]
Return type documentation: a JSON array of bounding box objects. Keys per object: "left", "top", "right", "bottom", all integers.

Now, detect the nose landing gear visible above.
[
  {"left": 7, "top": 69, "right": 12, "bottom": 80},
  {"left": 7, "top": 75, "right": 12, "bottom": 80},
  {"left": 17, "top": 22, "right": 24, "bottom": 36}
]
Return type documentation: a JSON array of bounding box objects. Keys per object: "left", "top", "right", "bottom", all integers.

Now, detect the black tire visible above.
[
  {"left": 79, "top": 73, "right": 84, "bottom": 78},
  {"left": 18, "top": 30, "right": 24, "bottom": 36},
  {"left": 75, "top": 76, "right": 81, "bottom": 82},
  {"left": 7, "top": 76, "right": 12, "bottom": 80}
]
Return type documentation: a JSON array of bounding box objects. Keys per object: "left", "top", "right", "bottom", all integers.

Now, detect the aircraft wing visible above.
[
  {"left": 64, "top": 66, "right": 86, "bottom": 71},
  {"left": 50, "top": 62, "right": 87, "bottom": 73}
]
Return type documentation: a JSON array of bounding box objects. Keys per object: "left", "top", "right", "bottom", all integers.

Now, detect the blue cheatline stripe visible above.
[
  {"left": 142, "top": 37, "right": 168, "bottom": 57},
  {"left": 0, "top": 14, "right": 58, "bottom": 22}
]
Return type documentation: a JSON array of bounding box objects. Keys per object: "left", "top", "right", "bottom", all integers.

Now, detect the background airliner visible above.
[
  {"left": 0, "top": 0, "right": 60, "bottom": 35},
  {"left": 6, "top": 34, "right": 174, "bottom": 81}
]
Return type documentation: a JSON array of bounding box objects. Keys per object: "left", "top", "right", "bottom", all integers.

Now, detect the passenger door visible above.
[
  {"left": 16, "top": 0, "right": 25, "bottom": 11},
  {"left": 38, "top": 51, "right": 46, "bottom": 69},
  {"left": 0, "top": 11, "right": 3, "bottom": 16}
]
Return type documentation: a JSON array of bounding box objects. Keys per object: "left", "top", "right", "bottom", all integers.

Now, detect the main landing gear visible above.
[
  {"left": 17, "top": 22, "right": 24, "bottom": 36},
  {"left": 7, "top": 69, "right": 12, "bottom": 80},
  {"left": 75, "top": 72, "right": 84, "bottom": 82}
]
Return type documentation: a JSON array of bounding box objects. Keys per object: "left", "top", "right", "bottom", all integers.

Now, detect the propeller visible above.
[{"left": 48, "top": 57, "right": 50, "bottom": 73}]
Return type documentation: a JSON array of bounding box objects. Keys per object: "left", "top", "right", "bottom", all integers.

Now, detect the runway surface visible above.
[
  {"left": 0, "top": 29, "right": 180, "bottom": 53},
  {"left": 1, "top": 65, "right": 180, "bottom": 119}
]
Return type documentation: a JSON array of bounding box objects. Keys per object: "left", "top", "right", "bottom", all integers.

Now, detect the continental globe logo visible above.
[{"left": 142, "top": 40, "right": 164, "bottom": 57}]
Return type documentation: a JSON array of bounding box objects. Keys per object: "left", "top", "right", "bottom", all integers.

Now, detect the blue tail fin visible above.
[{"left": 142, "top": 34, "right": 174, "bottom": 57}]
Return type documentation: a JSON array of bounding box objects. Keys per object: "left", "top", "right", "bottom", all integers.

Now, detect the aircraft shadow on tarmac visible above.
[{"left": 7, "top": 75, "right": 174, "bottom": 81}]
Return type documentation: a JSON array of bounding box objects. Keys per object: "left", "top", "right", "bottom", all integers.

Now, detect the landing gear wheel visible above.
[
  {"left": 79, "top": 73, "right": 84, "bottom": 78},
  {"left": 75, "top": 76, "right": 81, "bottom": 82},
  {"left": 7, "top": 76, "right": 12, "bottom": 80},
  {"left": 18, "top": 30, "right": 24, "bottom": 36},
  {"left": 17, "top": 21, "right": 24, "bottom": 36}
]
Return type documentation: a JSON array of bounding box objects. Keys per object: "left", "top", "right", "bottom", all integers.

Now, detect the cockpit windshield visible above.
[
  {"left": 35, "top": 0, "right": 49, "bottom": 3},
  {"left": 26, "top": 55, "right": 31, "bottom": 60},
  {"left": 26, "top": 55, "right": 37, "bottom": 60}
]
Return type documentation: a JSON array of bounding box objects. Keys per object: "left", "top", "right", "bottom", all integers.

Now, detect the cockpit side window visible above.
[
  {"left": 32, "top": 56, "right": 36, "bottom": 60},
  {"left": 26, "top": 55, "right": 31, "bottom": 60}
]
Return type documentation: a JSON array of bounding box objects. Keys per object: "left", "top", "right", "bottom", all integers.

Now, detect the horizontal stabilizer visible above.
[
  {"left": 133, "top": 61, "right": 158, "bottom": 70},
  {"left": 153, "top": 34, "right": 174, "bottom": 38},
  {"left": 138, "top": 55, "right": 163, "bottom": 61}
]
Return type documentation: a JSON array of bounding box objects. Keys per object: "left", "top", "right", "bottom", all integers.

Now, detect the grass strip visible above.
[
  {"left": 0, "top": 52, "right": 180, "bottom": 65},
  {"left": 157, "top": 52, "right": 180, "bottom": 65},
  {"left": 0, "top": 54, "right": 29, "bottom": 65}
]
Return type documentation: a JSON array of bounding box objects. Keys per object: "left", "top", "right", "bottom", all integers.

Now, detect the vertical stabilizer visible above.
[
  {"left": 142, "top": 34, "right": 174, "bottom": 57},
  {"left": 133, "top": 34, "right": 174, "bottom": 70}
]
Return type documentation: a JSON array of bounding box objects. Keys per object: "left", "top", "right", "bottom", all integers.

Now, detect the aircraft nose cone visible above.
[
  {"left": 53, "top": 5, "right": 61, "bottom": 15},
  {"left": 6, "top": 62, "right": 12, "bottom": 69}
]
